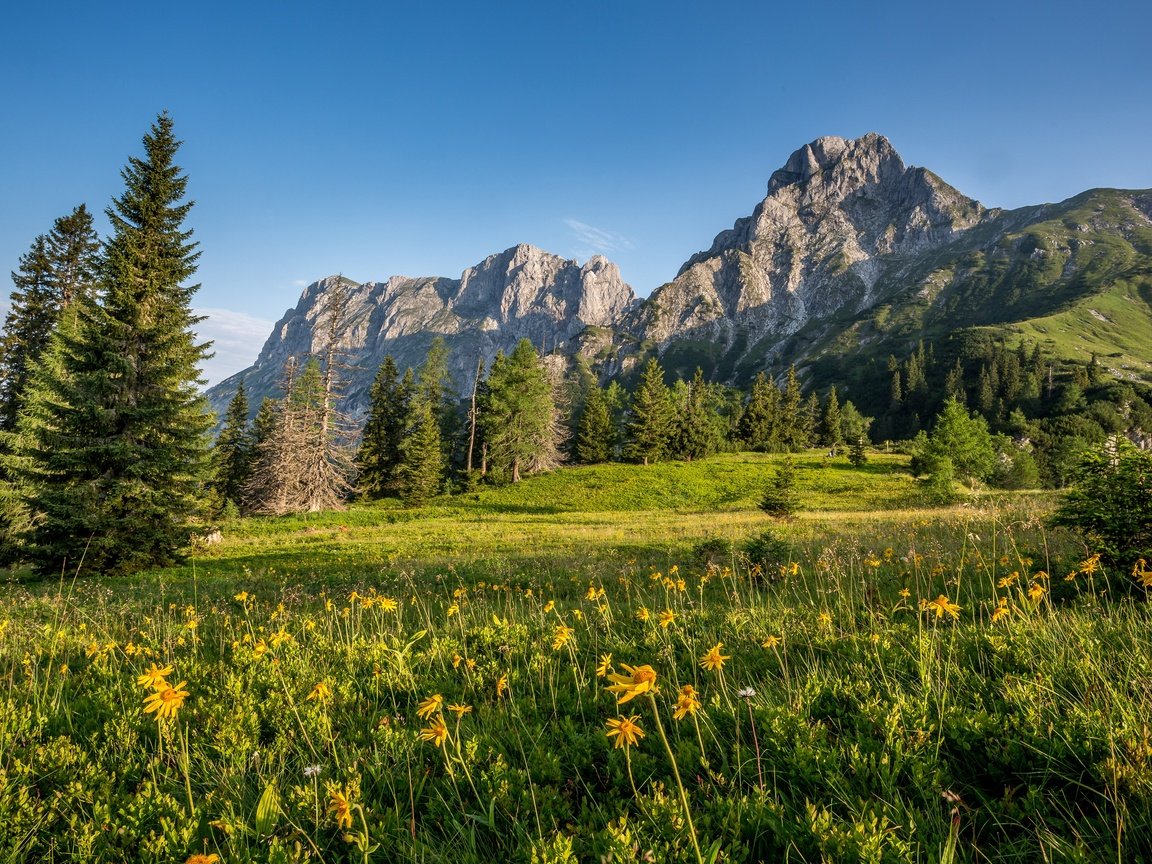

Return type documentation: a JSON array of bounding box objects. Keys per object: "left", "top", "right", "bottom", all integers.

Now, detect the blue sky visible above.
[{"left": 2, "top": 0, "right": 1150, "bottom": 384}]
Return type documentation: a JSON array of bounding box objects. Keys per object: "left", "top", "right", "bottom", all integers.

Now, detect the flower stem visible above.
[{"left": 647, "top": 694, "right": 704, "bottom": 864}]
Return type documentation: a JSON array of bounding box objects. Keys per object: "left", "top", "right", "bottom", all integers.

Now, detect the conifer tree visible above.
[
  {"left": 0, "top": 205, "right": 100, "bottom": 432},
  {"left": 759, "top": 458, "right": 801, "bottom": 517},
  {"left": 820, "top": 386, "right": 843, "bottom": 451},
  {"left": 9, "top": 115, "right": 213, "bottom": 575},
  {"left": 739, "top": 372, "right": 780, "bottom": 451},
  {"left": 418, "top": 336, "right": 462, "bottom": 469},
  {"left": 779, "top": 366, "right": 805, "bottom": 450},
  {"left": 212, "top": 380, "right": 253, "bottom": 510},
  {"left": 480, "top": 339, "right": 560, "bottom": 483},
  {"left": 672, "top": 368, "right": 720, "bottom": 461},
  {"left": 574, "top": 383, "right": 614, "bottom": 464},
  {"left": 395, "top": 393, "right": 443, "bottom": 505},
  {"left": 625, "top": 358, "right": 673, "bottom": 464},
  {"left": 356, "top": 357, "right": 412, "bottom": 498}
]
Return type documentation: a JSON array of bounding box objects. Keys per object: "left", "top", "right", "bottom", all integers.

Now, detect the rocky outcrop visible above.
[{"left": 207, "top": 245, "right": 637, "bottom": 419}]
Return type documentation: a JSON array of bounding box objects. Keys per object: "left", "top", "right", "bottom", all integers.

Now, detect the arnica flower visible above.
[
  {"left": 1028, "top": 582, "right": 1048, "bottom": 602},
  {"left": 306, "top": 682, "right": 332, "bottom": 703},
  {"left": 1079, "top": 554, "right": 1101, "bottom": 576},
  {"left": 605, "top": 715, "right": 645, "bottom": 749},
  {"left": 699, "top": 642, "right": 730, "bottom": 672},
  {"left": 1133, "top": 559, "right": 1152, "bottom": 587},
  {"left": 672, "top": 685, "right": 701, "bottom": 720},
  {"left": 496, "top": 674, "right": 508, "bottom": 698},
  {"left": 596, "top": 653, "right": 613, "bottom": 678},
  {"left": 921, "top": 595, "right": 961, "bottom": 620},
  {"left": 447, "top": 603, "right": 459, "bottom": 617},
  {"left": 552, "top": 624, "right": 575, "bottom": 651},
  {"left": 184, "top": 855, "right": 220, "bottom": 864},
  {"left": 658, "top": 609, "right": 675, "bottom": 629},
  {"left": 997, "top": 572, "right": 1020, "bottom": 589},
  {"left": 143, "top": 681, "right": 189, "bottom": 721},
  {"left": 416, "top": 694, "right": 443, "bottom": 720},
  {"left": 898, "top": 587, "right": 912, "bottom": 599},
  {"left": 760, "top": 635, "right": 780, "bottom": 650},
  {"left": 136, "top": 663, "right": 173, "bottom": 689},
  {"left": 606, "top": 664, "right": 658, "bottom": 704},
  {"left": 379, "top": 598, "right": 398, "bottom": 613},
  {"left": 990, "top": 597, "right": 1012, "bottom": 623},
  {"left": 448, "top": 703, "right": 472, "bottom": 716},
  {"left": 419, "top": 716, "right": 449, "bottom": 747},
  {"left": 329, "top": 788, "right": 353, "bottom": 829},
  {"left": 636, "top": 606, "right": 651, "bottom": 622},
  {"left": 543, "top": 600, "right": 556, "bottom": 614}
]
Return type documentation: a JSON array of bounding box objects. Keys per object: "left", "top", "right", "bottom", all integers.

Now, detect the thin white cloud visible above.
[
  {"left": 194, "top": 307, "right": 275, "bottom": 387},
  {"left": 564, "top": 218, "right": 634, "bottom": 259},
  {"left": 291, "top": 279, "right": 310, "bottom": 288}
]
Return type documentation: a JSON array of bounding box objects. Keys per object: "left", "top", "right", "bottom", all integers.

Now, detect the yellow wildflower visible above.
[
  {"left": 1133, "top": 559, "right": 1152, "bottom": 587},
  {"left": 898, "top": 587, "right": 911, "bottom": 599},
  {"left": 447, "top": 603, "right": 459, "bottom": 617},
  {"left": 379, "top": 598, "right": 398, "bottom": 613},
  {"left": 1027, "top": 582, "right": 1047, "bottom": 602},
  {"left": 420, "top": 716, "right": 449, "bottom": 747},
  {"left": 997, "top": 572, "right": 1019, "bottom": 589},
  {"left": 636, "top": 606, "right": 651, "bottom": 622},
  {"left": 452, "top": 653, "right": 463, "bottom": 669},
  {"left": 991, "top": 597, "right": 1012, "bottom": 623},
  {"left": 761, "top": 635, "right": 780, "bottom": 650},
  {"left": 605, "top": 715, "right": 645, "bottom": 749},
  {"left": 699, "top": 642, "right": 730, "bottom": 672},
  {"left": 658, "top": 609, "right": 675, "bottom": 629},
  {"left": 1079, "top": 554, "right": 1101, "bottom": 576},
  {"left": 552, "top": 624, "right": 575, "bottom": 651},
  {"left": 185, "top": 855, "right": 220, "bottom": 864},
  {"left": 329, "top": 788, "right": 353, "bottom": 829},
  {"left": 921, "top": 595, "right": 961, "bottom": 620},
  {"left": 817, "top": 611, "right": 832, "bottom": 628},
  {"left": 448, "top": 703, "right": 472, "bottom": 716},
  {"left": 306, "top": 682, "right": 332, "bottom": 703},
  {"left": 143, "top": 681, "right": 189, "bottom": 722},
  {"left": 496, "top": 674, "right": 508, "bottom": 698},
  {"left": 606, "top": 664, "right": 658, "bottom": 704},
  {"left": 136, "top": 663, "right": 174, "bottom": 689},
  {"left": 596, "top": 653, "right": 613, "bottom": 678},
  {"left": 543, "top": 600, "right": 556, "bottom": 614},
  {"left": 466, "top": 657, "right": 477, "bottom": 671},
  {"left": 416, "top": 694, "right": 443, "bottom": 719},
  {"left": 672, "top": 684, "right": 702, "bottom": 721}
]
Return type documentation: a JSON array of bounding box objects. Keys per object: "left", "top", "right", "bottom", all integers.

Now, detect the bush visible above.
[
  {"left": 1050, "top": 436, "right": 1152, "bottom": 569},
  {"left": 742, "top": 530, "right": 794, "bottom": 578},
  {"left": 759, "top": 459, "right": 801, "bottom": 517}
]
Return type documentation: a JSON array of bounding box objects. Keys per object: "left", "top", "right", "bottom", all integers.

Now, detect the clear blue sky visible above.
[{"left": 2, "top": 0, "right": 1150, "bottom": 384}]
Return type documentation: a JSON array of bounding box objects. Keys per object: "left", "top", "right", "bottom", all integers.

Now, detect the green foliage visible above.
[
  {"left": 211, "top": 380, "right": 253, "bottom": 510},
  {"left": 848, "top": 436, "right": 868, "bottom": 468},
  {"left": 1050, "top": 436, "right": 1152, "bottom": 567},
  {"left": 7, "top": 115, "right": 213, "bottom": 576},
  {"left": 356, "top": 357, "right": 412, "bottom": 499},
  {"left": 573, "top": 384, "right": 614, "bottom": 464},
  {"left": 759, "top": 458, "right": 801, "bottom": 517},
  {"left": 480, "top": 339, "right": 559, "bottom": 483},
  {"left": 670, "top": 368, "right": 723, "bottom": 461},
  {"left": 820, "top": 386, "right": 843, "bottom": 449},
  {"left": 394, "top": 394, "right": 443, "bottom": 505},
  {"left": 625, "top": 358, "right": 673, "bottom": 464},
  {"left": 911, "top": 398, "right": 996, "bottom": 484}
]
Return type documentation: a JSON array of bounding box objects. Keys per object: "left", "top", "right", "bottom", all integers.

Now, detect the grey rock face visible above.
[
  {"left": 633, "top": 133, "right": 989, "bottom": 363},
  {"left": 207, "top": 245, "right": 637, "bottom": 421}
]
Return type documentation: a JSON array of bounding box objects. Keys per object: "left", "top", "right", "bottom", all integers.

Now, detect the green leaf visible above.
[{"left": 255, "top": 781, "right": 281, "bottom": 837}]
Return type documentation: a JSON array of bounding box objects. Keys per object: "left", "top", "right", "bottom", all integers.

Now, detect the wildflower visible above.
[
  {"left": 1133, "top": 559, "right": 1152, "bottom": 587},
  {"left": 672, "top": 685, "right": 701, "bottom": 720},
  {"left": 269, "top": 628, "right": 292, "bottom": 648},
  {"left": 329, "top": 788, "right": 353, "bottom": 829},
  {"left": 416, "top": 694, "right": 443, "bottom": 719},
  {"left": 452, "top": 653, "right": 463, "bottom": 669},
  {"left": 864, "top": 554, "right": 882, "bottom": 568},
  {"left": 596, "top": 653, "right": 613, "bottom": 678},
  {"left": 1027, "top": 582, "right": 1048, "bottom": 603},
  {"left": 921, "top": 595, "right": 961, "bottom": 620},
  {"left": 760, "top": 635, "right": 780, "bottom": 650},
  {"left": 420, "top": 716, "right": 450, "bottom": 747},
  {"left": 997, "top": 572, "right": 1019, "bottom": 589},
  {"left": 496, "top": 674, "right": 508, "bottom": 698},
  {"left": 552, "top": 624, "right": 575, "bottom": 650},
  {"left": 448, "top": 703, "right": 472, "bottom": 716},
  {"left": 990, "top": 597, "right": 1011, "bottom": 623},
  {"left": 185, "top": 855, "right": 220, "bottom": 864},
  {"left": 658, "top": 609, "right": 675, "bottom": 629},
  {"left": 817, "top": 611, "right": 832, "bottom": 628},
  {"left": 136, "top": 663, "right": 174, "bottom": 689},
  {"left": 606, "top": 664, "right": 658, "bottom": 704},
  {"left": 234, "top": 591, "right": 249, "bottom": 603},
  {"left": 306, "top": 682, "right": 332, "bottom": 703},
  {"left": 379, "top": 597, "right": 398, "bottom": 613},
  {"left": 699, "top": 642, "right": 730, "bottom": 672},
  {"left": 636, "top": 606, "right": 651, "bottom": 622},
  {"left": 447, "top": 603, "right": 459, "bottom": 617},
  {"left": 252, "top": 639, "right": 268, "bottom": 657},
  {"left": 1079, "top": 554, "right": 1101, "bottom": 576},
  {"left": 303, "top": 764, "right": 322, "bottom": 778},
  {"left": 898, "top": 587, "right": 911, "bottom": 599},
  {"left": 143, "top": 681, "right": 189, "bottom": 721},
  {"left": 737, "top": 687, "right": 756, "bottom": 699},
  {"left": 571, "top": 608, "right": 584, "bottom": 621},
  {"left": 543, "top": 600, "right": 556, "bottom": 614},
  {"left": 465, "top": 657, "right": 477, "bottom": 671},
  {"left": 605, "top": 715, "right": 645, "bottom": 749}
]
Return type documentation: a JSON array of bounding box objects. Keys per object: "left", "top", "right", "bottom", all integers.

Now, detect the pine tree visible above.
[
  {"left": 672, "top": 368, "right": 720, "bottom": 461},
  {"left": 574, "top": 384, "right": 614, "bottom": 464},
  {"left": 418, "top": 336, "right": 462, "bottom": 469},
  {"left": 9, "top": 114, "right": 213, "bottom": 576},
  {"left": 0, "top": 205, "right": 100, "bottom": 432},
  {"left": 848, "top": 435, "right": 868, "bottom": 467},
  {"left": 820, "top": 386, "right": 843, "bottom": 451},
  {"left": 779, "top": 366, "right": 805, "bottom": 450},
  {"left": 480, "top": 339, "right": 560, "bottom": 483},
  {"left": 211, "top": 380, "right": 253, "bottom": 510},
  {"left": 739, "top": 372, "right": 780, "bottom": 451},
  {"left": 356, "top": 357, "right": 412, "bottom": 499},
  {"left": 625, "top": 358, "right": 673, "bottom": 464},
  {"left": 394, "top": 393, "right": 443, "bottom": 505},
  {"left": 759, "top": 459, "right": 801, "bottom": 517}
]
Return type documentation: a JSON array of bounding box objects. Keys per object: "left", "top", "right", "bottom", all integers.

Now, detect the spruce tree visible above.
[
  {"left": 759, "top": 459, "right": 801, "bottom": 517},
  {"left": 779, "top": 366, "right": 805, "bottom": 450},
  {"left": 9, "top": 114, "right": 213, "bottom": 576},
  {"left": 625, "top": 358, "right": 673, "bottom": 464},
  {"left": 739, "top": 372, "right": 780, "bottom": 451},
  {"left": 0, "top": 205, "right": 100, "bottom": 432},
  {"left": 212, "top": 380, "right": 253, "bottom": 510},
  {"left": 820, "top": 386, "right": 843, "bottom": 451},
  {"left": 480, "top": 339, "right": 560, "bottom": 483},
  {"left": 395, "top": 393, "right": 443, "bottom": 505},
  {"left": 575, "top": 384, "right": 614, "bottom": 464},
  {"left": 356, "top": 357, "right": 412, "bottom": 499},
  {"left": 672, "top": 368, "right": 720, "bottom": 461}
]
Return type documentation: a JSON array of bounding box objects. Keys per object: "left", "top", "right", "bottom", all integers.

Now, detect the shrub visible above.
[{"left": 759, "top": 459, "right": 801, "bottom": 517}]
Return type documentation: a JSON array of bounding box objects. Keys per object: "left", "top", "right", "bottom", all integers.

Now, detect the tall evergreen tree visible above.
[
  {"left": 574, "top": 383, "right": 614, "bottom": 464},
  {"left": 820, "top": 386, "right": 843, "bottom": 450},
  {"left": 211, "top": 380, "right": 253, "bottom": 510},
  {"left": 418, "top": 336, "right": 462, "bottom": 469},
  {"left": 625, "top": 358, "right": 673, "bottom": 464},
  {"left": 480, "top": 339, "right": 560, "bottom": 483},
  {"left": 672, "top": 368, "right": 721, "bottom": 461},
  {"left": 739, "top": 372, "right": 781, "bottom": 451},
  {"left": 0, "top": 205, "right": 100, "bottom": 432},
  {"left": 394, "top": 393, "right": 443, "bottom": 505},
  {"left": 779, "top": 366, "right": 805, "bottom": 450},
  {"left": 9, "top": 114, "right": 213, "bottom": 575},
  {"left": 356, "top": 357, "right": 412, "bottom": 499}
]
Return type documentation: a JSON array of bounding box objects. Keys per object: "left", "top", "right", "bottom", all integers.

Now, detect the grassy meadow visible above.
[{"left": 2, "top": 451, "right": 1150, "bottom": 863}]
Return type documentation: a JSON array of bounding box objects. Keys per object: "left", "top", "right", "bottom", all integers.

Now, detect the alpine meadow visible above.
[{"left": 5, "top": 112, "right": 1152, "bottom": 864}]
